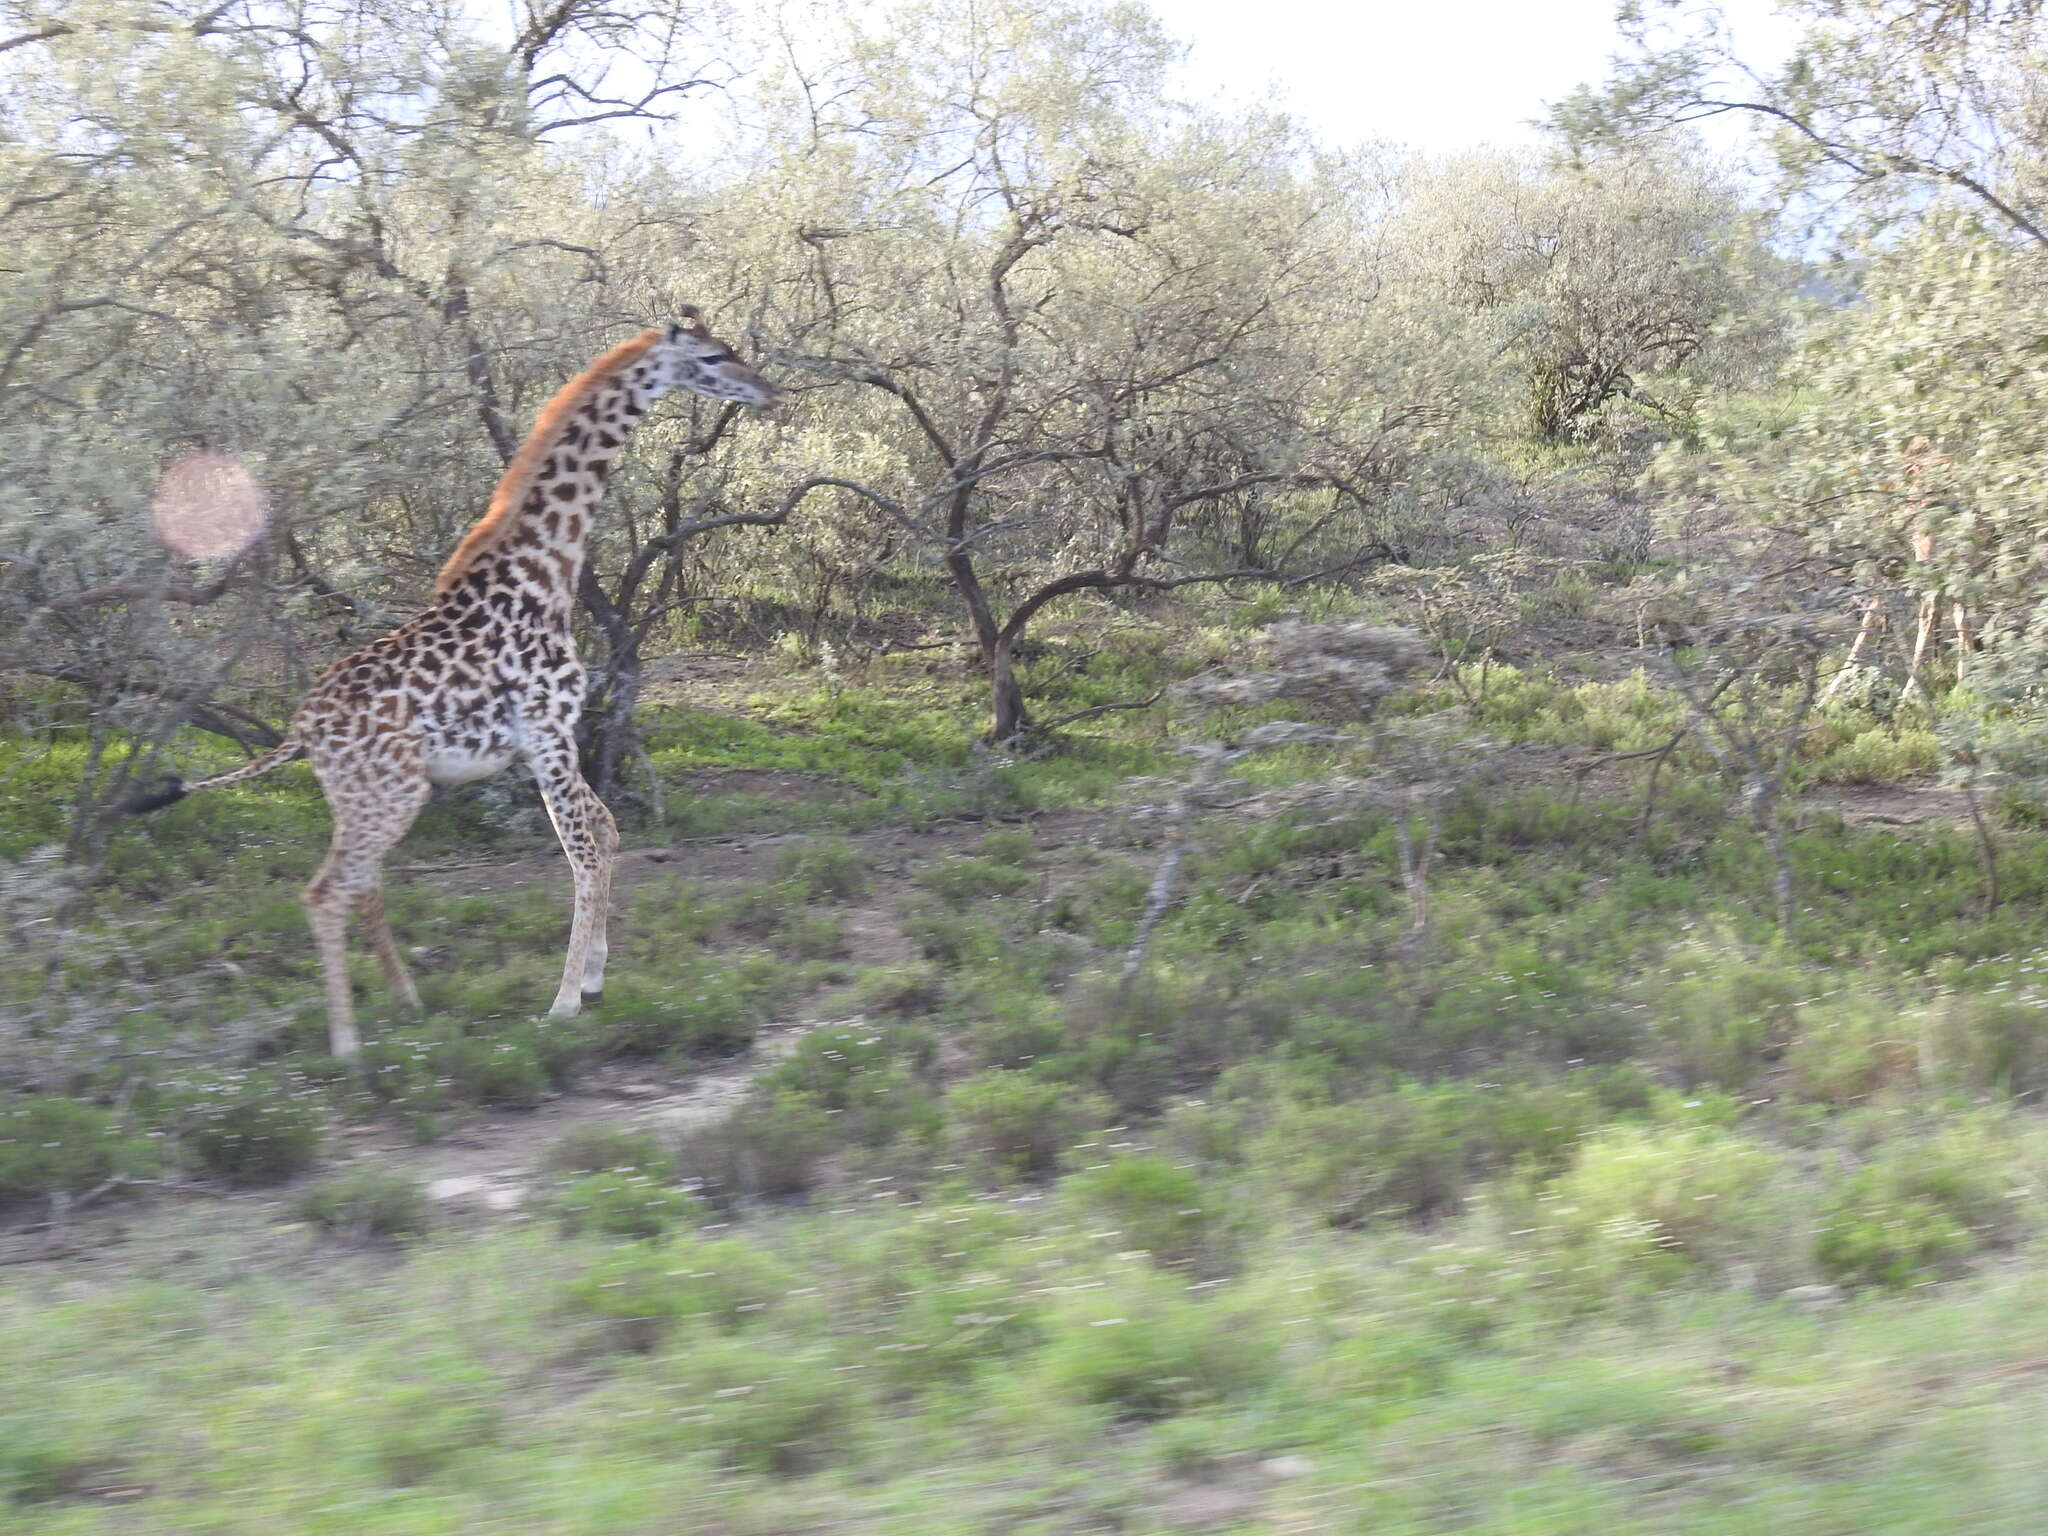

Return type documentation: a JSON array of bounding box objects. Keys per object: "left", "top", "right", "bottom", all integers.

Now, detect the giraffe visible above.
[
  {"left": 1896, "top": 437, "right": 1976, "bottom": 699},
  {"left": 124, "top": 312, "right": 779, "bottom": 1058},
  {"left": 1825, "top": 436, "right": 1975, "bottom": 705}
]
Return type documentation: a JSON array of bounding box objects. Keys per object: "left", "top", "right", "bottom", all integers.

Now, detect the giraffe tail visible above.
[{"left": 118, "top": 734, "right": 304, "bottom": 815}]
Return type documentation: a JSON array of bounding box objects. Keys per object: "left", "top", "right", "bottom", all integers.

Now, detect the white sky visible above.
[{"left": 1146, "top": 0, "right": 1802, "bottom": 154}]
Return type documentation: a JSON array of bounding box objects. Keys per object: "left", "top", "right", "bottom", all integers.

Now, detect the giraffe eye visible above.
[{"left": 699, "top": 351, "right": 734, "bottom": 365}]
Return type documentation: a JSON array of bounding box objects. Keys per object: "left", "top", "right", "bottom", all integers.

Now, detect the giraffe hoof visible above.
[{"left": 580, "top": 988, "right": 604, "bottom": 1006}]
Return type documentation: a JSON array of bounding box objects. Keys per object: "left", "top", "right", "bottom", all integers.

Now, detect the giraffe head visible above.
[{"left": 649, "top": 307, "right": 780, "bottom": 408}]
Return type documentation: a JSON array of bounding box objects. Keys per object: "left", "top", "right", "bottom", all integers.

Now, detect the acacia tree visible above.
[
  {"left": 1386, "top": 149, "right": 1788, "bottom": 442},
  {"left": 1553, "top": 0, "right": 2048, "bottom": 249},
  {"left": 716, "top": 0, "right": 1474, "bottom": 741}
]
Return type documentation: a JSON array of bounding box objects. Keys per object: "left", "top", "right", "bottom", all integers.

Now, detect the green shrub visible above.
[
  {"left": 722, "top": 880, "right": 805, "bottom": 939},
  {"left": 772, "top": 839, "right": 871, "bottom": 901},
  {"left": 436, "top": 959, "right": 557, "bottom": 1020},
  {"left": 1809, "top": 727, "right": 1940, "bottom": 786},
  {"left": 1933, "top": 994, "right": 2048, "bottom": 1101},
  {"left": 1148, "top": 1411, "right": 1237, "bottom": 1480},
  {"left": 1992, "top": 786, "right": 2048, "bottom": 829},
  {"left": 690, "top": 1339, "right": 857, "bottom": 1476},
  {"left": 759, "top": 1024, "right": 940, "bottom": 1149},
  {"left": 366, "top": 1366, "right": 502, "bottom": 1486},
  {"left": 1301, "top": 1320, "right": 1456, "bottom": 1415},
  {"left": 1041, "top": 1277, "right": 1278, "bottom": 1421},
  {"left": 1255, "top": 1091, "right": 1467, "bottom": 1228},
  {"left": 674, "top": 1087, "right": 837, "bottom": 1200},
  {"left": 1815, "top": 1190, "right": 1974, "bottom": 1291},
  {"left": 589, "top": 968, "right": 766, "bottom": 1059},
  {"left": 1056, "top": 857, "right": 1150, "bottom": 948},
  {"left": 359, "top": 1019, "right": 588, "bottom": 1126},
  {"left": 1065, "top": 1155, "right": 1212, "bottom": 1266},
  {"left": 554, "top": 1170, "right": 702, "bottom": 1239},
  {"left": 515, "top": 1016, "right": 597, "bottom": 1088},
  {"left": 0, "top": 1097, "right": 156, "bottom": 1208},
  {"left": 967, "top": 990, "right": 1070, "bottom": 1072},
  {"left": 358, "top": 1035, "right": 448, "bottom": 1123},
  {"left": 1643, "top": 950, "right": 1804, "bottom": 1089},
  {"left": 766, "top": 1023, "right": 909, "bottom": 1100},
  {"left": 174, "top": 1072, "right": 324, "bottom": 1185},
  {"left": 0, "top": 1410, "right": 99, "bottom": 1503},
  {"left": 295, "top": 1171, "right": 430, "bottom": 1241},
  {"left": 1815, "top": 1122, "right": 2023, "bottom": 1290},
  {"left": 844, "top": 961, "right": 945, "bottom": 1016},
  {"left": 625, "top": 877, "right": 725, "bottom": 945},
  {"left": 773, "top": 910, "right": 845, "bottom": 960},
  {"left": 1156, "top": 1096, "right": 1254, "bottom": 1169},
  {"left": 1782, "top": 995, "right": 1921, "bottom": 1104},
  {"left": 870, "top": 1270, "right": 1047, "bottom": 1391},
  {"left": 1538, "top": 1122, "right": 1789, "bottom": 1287},
  {"left": 978, "top": 827, "right": 1037, "bottom": 864},
  {"left": 947, "top": 1070, "right": 1110, "bottom": 1182},
  {"left": 900, "top": 900, "right": 1007, "bottom": 966},
  {"left": 544, "top": 1123, "right": 675, "bottom": 1177},
  {"left": 916, "top": 855, "right": 1033, "bottom": 901},
  {"left": 1477, "top": 1071, "right": 1646, "bottom": 1172},
  {"left": 1247, "top": 1073, "right": 1637, "bottom": 1230},
  {"left": 1053, "top": 968, "right": 1268, "bottom": 1115},
  {"left": 565, "top": 1236, "right": 796, "bottom": 1348},
  {"left": 432, "top": 1034, "right": 550, "bottom": 1109}
]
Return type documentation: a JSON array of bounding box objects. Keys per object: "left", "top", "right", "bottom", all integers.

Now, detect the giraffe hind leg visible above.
[
  {"left": 303, "top": 745, "right": 431, "bottom": 1058},
  {"left": 356, "top": 887, "right": 423, "bottom": 1013},
  {"left": 303, "top": 878, "right": 361, "bottom": 1060}
]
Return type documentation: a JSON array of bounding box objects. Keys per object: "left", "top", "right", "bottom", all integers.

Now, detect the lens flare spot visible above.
[{"left": 150, "top": 451, "right": 268, "bottom": 561}]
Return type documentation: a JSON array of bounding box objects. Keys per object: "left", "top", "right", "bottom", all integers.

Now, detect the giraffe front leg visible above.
[
  {"left": 1823, "top": 595, "right": 1884, "bottom": 703},
  {"left": 581, "top": 924, "right": 610, "bottom": 1005},
  {"left": 1902, "top": 591, "right": 1939, "bottom": 703},
  {"left": 528, "top": 741, "right": 619, "bottom": 1016}
]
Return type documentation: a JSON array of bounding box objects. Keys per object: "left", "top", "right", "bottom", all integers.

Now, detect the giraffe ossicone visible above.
[{"left": 128, "top": 317, "right": 779, "bottom": 1059}]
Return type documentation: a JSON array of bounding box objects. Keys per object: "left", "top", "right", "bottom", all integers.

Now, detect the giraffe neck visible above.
[
  {"left": 435, "top": 332, "right": 672, "bottom": 624},
  {"left": 460, "top": 384, "right": 654, "bottom": 620}
]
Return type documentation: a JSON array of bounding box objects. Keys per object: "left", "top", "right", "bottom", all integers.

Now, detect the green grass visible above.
[
  {"left": 8, "top": 631, "right": 2048, "bottom": 1530},
  {"left": 8, "top": 1180, "right": 2048, "bottom": 1529}
]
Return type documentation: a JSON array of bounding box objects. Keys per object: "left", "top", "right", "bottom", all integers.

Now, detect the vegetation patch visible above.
[
  {"left": 0, "top": 1096, "right": 157, "bottom": 1209},
  {"left": 295, "top": 1171, "right": 431, "bottom": 1242}
]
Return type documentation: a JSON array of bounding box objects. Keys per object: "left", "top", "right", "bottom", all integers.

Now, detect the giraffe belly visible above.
[{"left": 422, "top": 736, "right": 520, "bottom": 786}]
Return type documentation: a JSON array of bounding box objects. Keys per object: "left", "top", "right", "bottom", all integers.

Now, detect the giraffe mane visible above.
[{"left": 434, "top": 327, "right": 664, "bottom": 594}]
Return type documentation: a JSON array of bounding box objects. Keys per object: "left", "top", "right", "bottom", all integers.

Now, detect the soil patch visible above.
[
  {"left": 1800, "top": 780, "right": 1977, "bottom": 828},
  {"left": 413, "top": 805, "right": 1112, "bottom": 897},
  {"left": 674, "top": 767, "right": 859, "bottom": 802}
]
